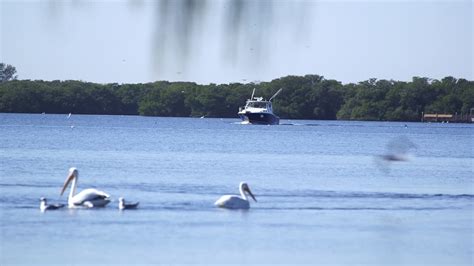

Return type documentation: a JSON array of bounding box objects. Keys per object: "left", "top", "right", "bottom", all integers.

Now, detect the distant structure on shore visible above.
[{"left": 422, "top": 108, "right": 474, "bottom": 123}]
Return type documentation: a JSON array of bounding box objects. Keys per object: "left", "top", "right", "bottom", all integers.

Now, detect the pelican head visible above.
[
  {"left": 39, "top": 197, "right": 46, "bottom": 203},
  {"left": 240, "top": 182, "right": 257, "bottom": 202},
  {"left": 60, "top": 167, "right": 78, "bottom": 196}
]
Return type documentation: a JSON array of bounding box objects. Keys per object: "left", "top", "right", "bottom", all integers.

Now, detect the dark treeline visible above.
[{"left": 0, "top": 75, "right": 472, "bottom": 121}]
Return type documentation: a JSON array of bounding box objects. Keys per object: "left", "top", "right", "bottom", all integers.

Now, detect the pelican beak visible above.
[
  {"left": 246, "top": 187, "right": 257, "bottom": 202},
  {"left": 60, "top": 172, "right": 74, "bottom": 196}
]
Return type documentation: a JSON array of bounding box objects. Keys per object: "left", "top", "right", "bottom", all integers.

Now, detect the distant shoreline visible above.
[
  {"left": 1, "top": 112, "right": 473, "bottom": 124},
  {"left": 0, "top": 75, "right": 472, "bottom": 123}
]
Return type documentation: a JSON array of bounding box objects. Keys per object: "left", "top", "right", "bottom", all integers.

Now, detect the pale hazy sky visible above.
[{"left": 1, "top": 0, "right": 472, "bottom": 84}]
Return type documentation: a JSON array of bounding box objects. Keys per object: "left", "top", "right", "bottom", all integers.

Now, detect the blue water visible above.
[{"left": 0, "top": 113, "right": 473, "bottom": 265}]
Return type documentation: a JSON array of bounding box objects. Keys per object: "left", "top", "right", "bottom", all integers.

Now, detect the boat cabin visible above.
[{"left": 242, "top": 97, "right": 273, "bottom": 113}]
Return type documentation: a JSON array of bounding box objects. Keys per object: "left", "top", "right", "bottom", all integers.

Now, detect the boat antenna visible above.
[
  {"left": 269, "top": 88, "right": 283, "bottom": 102},
  {"left": 251, "top": 88, "right": 256, "bottom": 100}
]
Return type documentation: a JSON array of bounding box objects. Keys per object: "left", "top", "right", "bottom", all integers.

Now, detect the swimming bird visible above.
[
  {"left": 118, "top": 197, "right": 139, "bottom": 210},
  {"left": 39, "top": 197, "right": 64, "bottom": 212},
  {"left": 60, "top": 167, "right": 111, "bottom": 208},
  {"left": 214, "top": 182, "right": 257, "bottom": 209}
]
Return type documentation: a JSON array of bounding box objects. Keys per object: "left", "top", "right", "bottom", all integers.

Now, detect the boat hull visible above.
[{"left": 239, "top": 112, "right": 280, "bottom": 125}]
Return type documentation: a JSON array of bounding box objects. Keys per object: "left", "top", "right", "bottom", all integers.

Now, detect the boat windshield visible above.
[{"left": 247, "top": 101, "right": 268, "bottom": 108}]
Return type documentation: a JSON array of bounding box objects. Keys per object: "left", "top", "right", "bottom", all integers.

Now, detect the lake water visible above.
[{"left": 0, "top": 113, "right": 472, "bottom": 265}]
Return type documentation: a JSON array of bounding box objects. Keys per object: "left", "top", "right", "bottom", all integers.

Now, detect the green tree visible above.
[{"left": 0, "top": 63, "right": 17, "bottom": 82}]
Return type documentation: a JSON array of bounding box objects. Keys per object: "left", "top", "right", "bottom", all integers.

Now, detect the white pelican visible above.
[
  {"left": 118, "top": 197, "right": 139, "bottom": 210},
  {"left": 39, "top": 197, "right": 64, "bottom": 212},
  {"left": 60, "top": 167, "right": 111, "bottom": 208},
  {"left": 214, "top": 182, "right": 257, "bottom": 209}
]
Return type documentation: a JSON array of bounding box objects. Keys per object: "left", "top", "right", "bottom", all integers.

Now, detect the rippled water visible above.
[{"left": 0, "top": 114, "right": 473, "bottom": 265}]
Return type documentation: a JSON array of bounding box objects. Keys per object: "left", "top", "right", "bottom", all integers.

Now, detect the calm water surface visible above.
[{"left": 0, "top": 114, "right": 473, "bottom": 265}]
